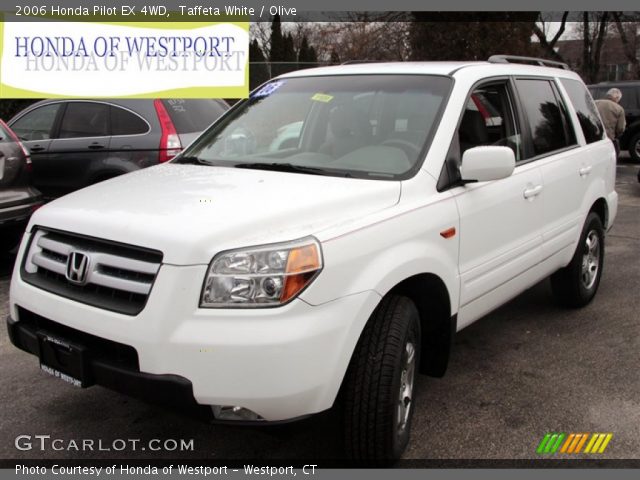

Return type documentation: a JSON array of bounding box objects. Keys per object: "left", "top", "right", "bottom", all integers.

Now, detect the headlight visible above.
[{"left": 200, "top": 237, "right": 323, "bottom": 308}]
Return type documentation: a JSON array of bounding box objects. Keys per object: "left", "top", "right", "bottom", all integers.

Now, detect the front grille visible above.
[{"left": 21, "top": 228, "right": 163, "bottom": 316}]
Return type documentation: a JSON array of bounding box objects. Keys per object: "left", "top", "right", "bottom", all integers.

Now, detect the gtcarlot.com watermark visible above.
[{"left": 15, "top": 434, "right": 194, "bottom": 452}]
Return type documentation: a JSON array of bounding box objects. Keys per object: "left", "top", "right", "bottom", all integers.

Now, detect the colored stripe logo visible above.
[{"left": 537, "top": 433, "right": 612, "bottom": 454}]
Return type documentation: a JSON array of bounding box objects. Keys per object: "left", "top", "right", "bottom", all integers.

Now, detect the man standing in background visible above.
[{"left": 596, "top": 88, "right": 626, "bottom": 159}]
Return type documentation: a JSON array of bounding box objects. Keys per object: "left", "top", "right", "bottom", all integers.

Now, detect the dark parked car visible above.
[
  {"left": 8, "top": 99, "right": 229, "bottom": 197},
  {"left": 0, "top": 120, "right": 42, "bottom": 250},
  {"left": 588, "top": 81, "right": 640, "bottom": 161}
]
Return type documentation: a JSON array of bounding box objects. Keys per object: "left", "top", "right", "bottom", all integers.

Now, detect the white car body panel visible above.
[
  {"left": 24, "top": 164, "right": 400, "bottom": 265},
  {"left": 9, "top": 61, "right": 618, "bottom": 421}
]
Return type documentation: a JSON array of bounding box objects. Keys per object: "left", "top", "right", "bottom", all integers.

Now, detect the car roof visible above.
[
  {"left": 9, "top": 98, "right": 229, "bottom": 125},
  {"left": 277, "top": 61, "right": 582, "bottom": 80},
  {"left": 280, "top": 61, "right": 483, "bottom": 77}
]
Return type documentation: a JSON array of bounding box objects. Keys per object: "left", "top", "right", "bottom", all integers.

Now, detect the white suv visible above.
[{"left": 8, "top": 56, "right": 618, "bottom": 460}]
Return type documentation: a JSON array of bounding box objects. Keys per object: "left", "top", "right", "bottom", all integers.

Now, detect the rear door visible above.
[
  {"left": 43, "top": 102, "right": 112, "bottom": 196},
  {"left": 513, "top": 78, "right": 584, "bottom": 270}
]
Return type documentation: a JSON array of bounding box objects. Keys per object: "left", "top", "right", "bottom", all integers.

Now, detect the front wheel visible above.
[
  {"left": 342, "top": 294, "right": 421, "bottom": 461},
  {"left": 551, "top": 212, "right": 605, "bottom": 308}
]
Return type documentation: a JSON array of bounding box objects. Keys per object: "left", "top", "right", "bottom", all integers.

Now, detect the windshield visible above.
[{"left": 177, "top": 75, "right": 452, "bottom": 179}]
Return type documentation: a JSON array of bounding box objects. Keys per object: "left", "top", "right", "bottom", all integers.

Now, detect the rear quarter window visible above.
[
  {"left": 561, "top": 79, "right": 605, "bottom": 144},
  {"left": 161, "top": 99, "right": 228, "bottom": 134},
  {"left": 111, "top": 106, "right": 149, "bottom": 136}
]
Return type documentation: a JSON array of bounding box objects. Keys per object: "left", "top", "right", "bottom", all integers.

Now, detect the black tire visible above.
[
  {"left": 629, "top": 132, "right": 640, "bottom": 163},
  {"left": 342, "top": 294, "right": 421, "bottom": 462},
  {"left": 551, "top": 212, "right": 605, "bottom": 308}
]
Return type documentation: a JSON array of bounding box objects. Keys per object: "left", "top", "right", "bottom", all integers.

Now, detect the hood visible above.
[{"left": 29, "top": 164, "right": 401, "bottom": 264}]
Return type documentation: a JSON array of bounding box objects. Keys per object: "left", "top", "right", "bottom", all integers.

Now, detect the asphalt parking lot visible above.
[{"left": 1, "top": 161, "right": 639, "bottom": 462}]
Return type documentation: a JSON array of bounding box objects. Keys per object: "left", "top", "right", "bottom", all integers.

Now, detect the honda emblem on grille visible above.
[{"left": 66, "top": 251, "right": 90, "bottom": 285}]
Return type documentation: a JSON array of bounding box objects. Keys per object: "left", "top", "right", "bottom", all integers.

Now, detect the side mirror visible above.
[{"left": 460, "top": 146, "right": 515, "bottom": 183}]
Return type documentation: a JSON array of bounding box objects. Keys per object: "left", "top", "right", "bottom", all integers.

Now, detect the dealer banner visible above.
[{"left": 0, "top": 17, "right": 249, "bottom": 98}]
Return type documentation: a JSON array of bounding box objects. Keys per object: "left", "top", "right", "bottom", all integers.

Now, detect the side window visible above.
[
  {"left": 516, "top": 79, "right": 576, "bottom": 158},
  {"left": 458, "top": 82, "right": 521, "bottom": 160},
  {"left": 560, "top": 78, "right": 605, "bottom": 144},
  {"left": 10, "top": 104, "right": 61, "bottom": 141},
  {"left": 58, "top": 102, "right": 109, "bottom": 139},
  {"left": 439, "top": 81, "right": 520, "bottom": 191},
  {"left": 111, "top": 106, "right": 149, "bottom": 136}
]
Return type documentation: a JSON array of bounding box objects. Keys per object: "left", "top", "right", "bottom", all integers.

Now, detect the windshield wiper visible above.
[
  {"left": 234, "top": 163, "right": 331, "bottom": 176},
  {"left": 174, "top": 156, "right": 207, "bottom": 165}
]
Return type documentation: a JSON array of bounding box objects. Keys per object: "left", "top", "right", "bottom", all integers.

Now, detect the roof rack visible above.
[
  {"left": 341, "top": 60, "right": 386, "bottom": 65},
  {"left": 488, "top": 55, "right": 570, "bottom": 70}
]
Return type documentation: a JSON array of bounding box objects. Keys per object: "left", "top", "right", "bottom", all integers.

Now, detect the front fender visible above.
[{"left": 301, "top": 194, "right": 460, "bottom": 314}]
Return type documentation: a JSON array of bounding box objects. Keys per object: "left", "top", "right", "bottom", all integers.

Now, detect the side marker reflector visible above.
[{"left": 440, "top": 227, "right": 456, "bottom": 239}]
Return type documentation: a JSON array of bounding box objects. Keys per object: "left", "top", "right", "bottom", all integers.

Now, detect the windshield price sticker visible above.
[{"left": 311, "top": 93, "right": 334, "bottom": 103}]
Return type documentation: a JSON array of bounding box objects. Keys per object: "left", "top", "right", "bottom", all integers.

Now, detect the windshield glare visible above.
[{"left": 180, "top": 75, "right": 452, "bottom": 179}]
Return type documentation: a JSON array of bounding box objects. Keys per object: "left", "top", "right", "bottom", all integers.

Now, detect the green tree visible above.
[
  {"left": 249, "top": 39, "right": 270, "bottom": 90},
  {"left": 297, "top": 35, "right": 317, "bottom": 69},
  {"left": 282, "top": 33, "right": 297, "bottom": 73},
  {"left": 269, "top": 14, "right": 285, "bottom": 76}
]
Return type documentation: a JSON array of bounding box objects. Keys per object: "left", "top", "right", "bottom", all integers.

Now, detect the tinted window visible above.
[
  {"left": 517, "top": 79, "right": 575, "bottom": 158},
  {"left": 111, "top": 106, "right": 149, "bottom": 136},
  {"left": 562, "top": 79, "right": 605, "bottom": 144},
  {"left": 161, "top": 99, "right": 228, "bottom": 133},
  {"left": 59, "top": 102, "right": 109, "bottom": 138},
  {"left": 10, "top": 103, "right": 61, "bottom": 141}
]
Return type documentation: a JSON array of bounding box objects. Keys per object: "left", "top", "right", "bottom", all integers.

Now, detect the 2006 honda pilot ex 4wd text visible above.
[{"left": 8, "top": 56, "right": 618, "bottom": 460}]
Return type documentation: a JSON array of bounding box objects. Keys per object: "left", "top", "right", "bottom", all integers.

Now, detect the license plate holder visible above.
[{"left": 37, "top": 332, "right": 93, "bottom": 388}]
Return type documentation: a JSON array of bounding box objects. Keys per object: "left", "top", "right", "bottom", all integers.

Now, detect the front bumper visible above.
[
  {"left": 7, "top": 312, "right": 211, "bottom": 419},
  {"left": 9, "top": 256, "right": 380, "bottom": 421}
]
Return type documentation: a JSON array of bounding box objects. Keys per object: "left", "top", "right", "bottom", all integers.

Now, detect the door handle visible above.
[
  {"left": 29, "top": 145, "right": 46, "bottom": 153},
  {"left": 579, "top": 166, "right": 592, "bottom": 177},
  {"left": 88, "top": 143, "right": 105, "bottom": 150},
  {"left": 523, "top": 185, "right": 543, "bottom": 199}
]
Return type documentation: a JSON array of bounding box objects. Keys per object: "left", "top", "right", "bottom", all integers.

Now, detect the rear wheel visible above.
[
  {"left": 342, "top": 294, "right": 421, "bottom": 461},
  {"left": 629, "top": 132, "right": 640, "bottom": 162},
  {"left": 551, "top": 212, "right": 604, "bottom": 308}
]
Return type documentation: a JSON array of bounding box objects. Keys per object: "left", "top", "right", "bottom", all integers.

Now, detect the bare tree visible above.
[
  {"left": 533, "top": 12, "right": 570, "bottom": 62},
  {"left": 612, "top": 13, "right": 640, "bottom": 79},
  {"left": 580, "top": 12, "right": 611, "bottom": 83},
  {"left": 249, "top": 22, "right": 272, "bottom": 58},
  {"left": 410, "top": 13, "right": 539, "bottom": 61}
]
